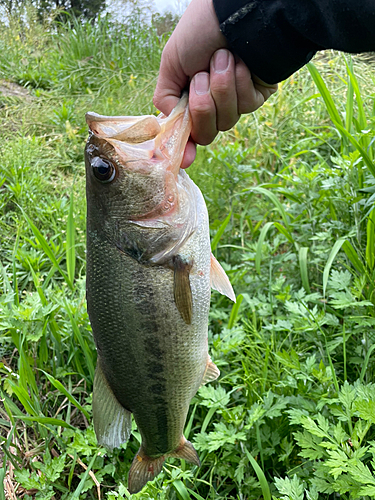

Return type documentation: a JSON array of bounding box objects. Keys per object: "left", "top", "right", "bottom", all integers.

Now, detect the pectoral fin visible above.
[
  {"left": 210, "top": 253, "right": 236, "bottom": 302},
  {"left": 173, "top": 256, "right": 193, "bottom": 324},
  {"left": 93, "top": 360, "right": 132, "bottom": 451}
]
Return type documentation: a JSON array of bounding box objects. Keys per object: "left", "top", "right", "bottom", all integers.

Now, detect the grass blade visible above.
[
  {"left": 333, "top": 123, "right": 375, "bottom": 177},
  {"left": 66, "top": 186, "right": 76, "bottom": 285},
  {"left": 5, "top": 380, "right": 37, "bottom": 416},
  {"left": 345, "top": 57, "right": 354, "bottom": 133},
  {"left": 27, "top": 258, "right": 47, "bottom": 306},
  {"left": 64, "top": 301, "right": 95, "bottom": 382},
  {"left": 0, "top": 424, "right": 19, "bottom": 471},
  {"left": 256, "top": 222, "right": 274, "bottom": 274},
  {"left": 14, "top": 415, "right": 76, "bottom": 429},
  {"left": 41, "top": 370, "right": 90, "bottom": 419},
  {"left": 23, "top": 211, "right": 73, "bottom": 289},
  {"left": 0, "top": 468, "right": 5, "bottom": 500},
  {"left": 298, "top": 247, "right": 310, "bottom": 293},
  {"left": 184, "top": 403, "right": 197, "bottom": 439},
  {"left": 71, "top": 452, "right": 99, "bottom": 498},
  {"left": 360, "top": 344, "right": 375, "bottom": 383},
  {"left": 323, "top": 239, "right": 345, "bottom": 297},
  {"left": 342, "top": 240, "right": 365, "bottom": 274},
  {"left": 243, "top": 446, "right": 271, "bottom": 500},
  {"left": 173, "top": 479, "right": 191, "bottom": 500},
  {"left": 250, "top": 187, "right": 291, "bottom": 230},
  {"left": 12, "top": 226, "right": 20, "bottom": 307},
  {"left": 0, "top": 259, "right": 13, "bottom": 295},
  {"left": 186, "top": 488, "right": 206, "bottom": 500},
  {"left": 366, "top": 208, "right": 375, "bottom": 270},
  {"left": 201, "top": 406, "right": 218, "bottom": 434},
  {"left": 19, "top": 336, "right": 39, "bottom": 398},
  {"left": 273, "top": 221, "right": 294, "bottom": 244},
  {"left": 227, "top": 294, "right": 243, "bottom": 329},
  {"left": 307, "top": 62, "right": 343, "bottom": 126},
  {"left": 211, "top": 212, "right": 232, "bottom": 252},
  {"left": 345, "top": 56, "right": 367, "bottom": 132}
]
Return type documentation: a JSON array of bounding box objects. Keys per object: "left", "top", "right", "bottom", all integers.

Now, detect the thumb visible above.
[{"left": 153, "top": 40, "right": 189, "bottom": 116}]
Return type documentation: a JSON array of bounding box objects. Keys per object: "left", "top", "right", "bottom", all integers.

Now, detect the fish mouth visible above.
[
  {"left": 85, "top": 93, "right": 191, "bottom": 175},
  {"left": 86, "top": 113, "right": 161, "bottom": 144}
]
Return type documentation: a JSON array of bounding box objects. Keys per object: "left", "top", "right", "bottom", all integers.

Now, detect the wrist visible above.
[{"left": 174, "top": 0, "right": 228, "bottom": 76}]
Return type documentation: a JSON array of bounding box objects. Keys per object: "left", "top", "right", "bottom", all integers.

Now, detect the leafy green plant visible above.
[
  {"left": 1, "top": 8, "right": 375, "bottom": 498},
  {"left": 274, "top": 382, "right": 375, "bottom": 500}
]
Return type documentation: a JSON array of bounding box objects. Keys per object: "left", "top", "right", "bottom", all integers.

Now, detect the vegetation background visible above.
[{"left": 1, "top": 2, "right": 375, "bottom": 499}]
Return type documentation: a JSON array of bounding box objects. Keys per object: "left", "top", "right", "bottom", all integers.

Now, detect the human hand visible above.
[{"left": 153, "top": 0, "right": 278, "bottom": 168}]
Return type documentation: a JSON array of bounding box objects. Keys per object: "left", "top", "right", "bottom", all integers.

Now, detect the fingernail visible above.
[
  {"left": 194, "top": 72, "right": 210, "bottom": 95},
  {"left": 213, "top": 49, "right": 229, "bottom": 73}
]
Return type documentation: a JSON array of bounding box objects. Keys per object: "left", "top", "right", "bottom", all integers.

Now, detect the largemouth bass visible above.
[{"left": 85, "top": 95, "right": 235, "bottom": 494}]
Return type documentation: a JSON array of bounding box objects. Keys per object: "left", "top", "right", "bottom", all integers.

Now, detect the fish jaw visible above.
[
  {"left": 85, "top": 94, "right": 196, "bottom": 265},
  {"left": 85, "top": 92, "right": 190, "bottom": 175}
]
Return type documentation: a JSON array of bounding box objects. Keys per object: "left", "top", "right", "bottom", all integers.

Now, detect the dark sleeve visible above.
[{"left": 213, "top": 0, "right": 375, "bottom": 84}]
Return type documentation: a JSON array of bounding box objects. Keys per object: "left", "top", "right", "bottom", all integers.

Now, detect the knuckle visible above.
[
  {"left": 211, "top": 80, "right": 232, "bottom": 99},
  {"left": 191, "top": 101, "right": 214, "bottom": 118}
]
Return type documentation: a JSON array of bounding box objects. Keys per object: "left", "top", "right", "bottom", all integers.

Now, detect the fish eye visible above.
[{"left": 91, "top": 156, "right": 116, "bottom": 183}]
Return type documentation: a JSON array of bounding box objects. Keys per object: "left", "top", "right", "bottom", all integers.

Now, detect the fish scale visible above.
[{"left": 85, "top": 95, "right": 235, "bottom": 493}]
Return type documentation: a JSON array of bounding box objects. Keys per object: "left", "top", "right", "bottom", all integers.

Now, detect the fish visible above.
[{"left": 84, "top": 94, "right": 235, "bottom": 494}]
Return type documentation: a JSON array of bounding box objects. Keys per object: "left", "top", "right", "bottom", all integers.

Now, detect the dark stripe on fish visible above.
[{"left": 131, "top": 264, "right": 170, "bottom": 454}]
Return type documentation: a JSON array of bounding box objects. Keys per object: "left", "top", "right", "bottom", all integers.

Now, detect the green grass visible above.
[{"left": 1, "top": 5, "right": 375, "bottom": 500}]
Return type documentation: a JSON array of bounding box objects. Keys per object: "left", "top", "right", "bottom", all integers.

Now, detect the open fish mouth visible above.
[{"left": 86, "top": 93, "right": 191, "bottom": 173}]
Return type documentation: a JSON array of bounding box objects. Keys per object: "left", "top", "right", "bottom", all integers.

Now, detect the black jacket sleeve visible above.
[{"left": 213, "top": 0, "right": 375, "bottom": 84}]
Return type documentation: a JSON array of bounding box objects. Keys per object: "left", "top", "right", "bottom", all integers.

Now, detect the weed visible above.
[{"left": 1, "top": 8, "right": 375, "bottom": 499}]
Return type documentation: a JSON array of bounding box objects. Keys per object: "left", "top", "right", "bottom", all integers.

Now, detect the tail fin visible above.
[
  {"left": 167, "top": 436, "right": 200, "bottom": 466},
  {"left": 127, "top": 437, "right": 200, "bottom": 494},
  {"left": 128, "top": 447, "right": 165, "bottom": 494}
]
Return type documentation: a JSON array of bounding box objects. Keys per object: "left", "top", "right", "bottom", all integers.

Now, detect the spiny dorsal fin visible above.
[
  {"left": 210, "top": 253, "right": 236, "bottom": 302},
  {"left": 128, "top": 447, "right": 165, "bottom": 494},
  {"left": 173, "top": 255, "right": 193, "bottom": 324},
  {"left": 201, "top": 355, "right": 220, "bottom": 386},
  {"left": 93, "top": 360, "right": 132, "bottom": 451}
]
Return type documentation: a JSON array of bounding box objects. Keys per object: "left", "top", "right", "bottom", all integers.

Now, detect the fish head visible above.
[{"left": 85, "top": 95, "right": 197, "bottom": 263}]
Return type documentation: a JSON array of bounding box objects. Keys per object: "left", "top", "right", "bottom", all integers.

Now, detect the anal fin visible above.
[
  {"left": 210, "top": 253, "right": 236, "bottom": 302},
  {"left": 128, "top": 447, "right": 165, "bottom": 494},
  {"left": 93, "top": 360, "right": 132, "bottom": 451},
  {"left": 201, "top": 355, "right": 220, "bottom": 386},
  {"left": 173, "top": 255, "right": 193, "bottom": 324},
  {"left": 167, "top": 436, "right": 200, "bottom": 466}
]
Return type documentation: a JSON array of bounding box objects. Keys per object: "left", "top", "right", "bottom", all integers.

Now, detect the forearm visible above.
[{"left": 213, "top": 0, "right": 375, "bottom": 83}]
